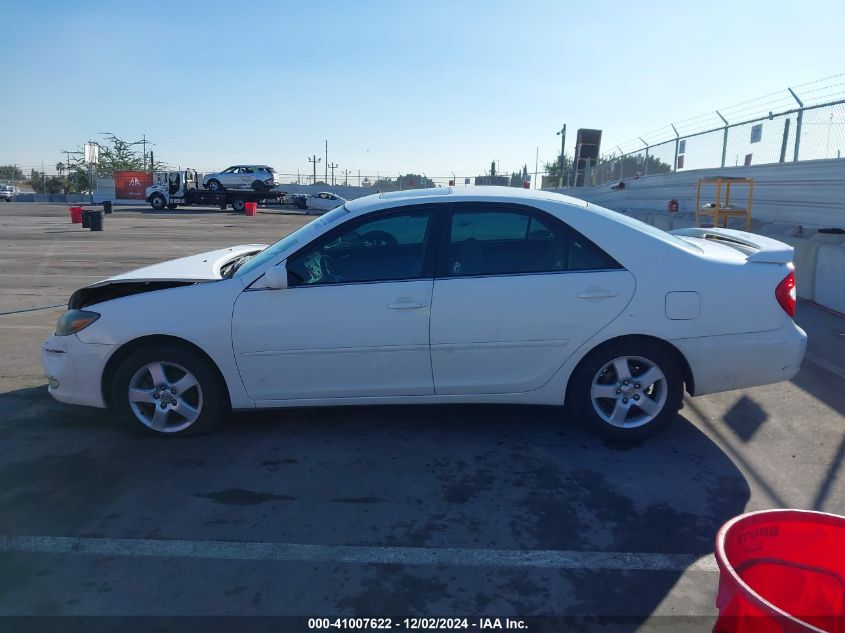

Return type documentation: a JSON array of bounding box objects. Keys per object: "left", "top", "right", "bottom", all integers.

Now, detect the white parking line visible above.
[{"left": 0, "top": 535, "right": 718, "bottom": 572}]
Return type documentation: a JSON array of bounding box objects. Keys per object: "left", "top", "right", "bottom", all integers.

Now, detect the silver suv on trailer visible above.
[{"left": 202, "top": 165, "right": 277, "bottom": 192}]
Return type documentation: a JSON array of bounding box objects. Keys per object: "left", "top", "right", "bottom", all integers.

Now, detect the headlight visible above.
[{"left": 55, "top": 309, "right": 100, "bottom": 336}]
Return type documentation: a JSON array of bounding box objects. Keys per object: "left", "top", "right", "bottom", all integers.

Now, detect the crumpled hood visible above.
[
  {"left": 96, "top": 244, "right": 267, "bottom": 284},
  {"left": 66, "top": 244, "right": 267, "bottom": 310}
]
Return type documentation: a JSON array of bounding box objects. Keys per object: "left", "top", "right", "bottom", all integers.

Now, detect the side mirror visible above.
[{"left": 264, "top": 263, "right": 288, "bottom": 290}]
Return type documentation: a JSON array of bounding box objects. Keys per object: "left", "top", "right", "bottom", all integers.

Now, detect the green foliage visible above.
[
  {"left": 544, "top": 152, "right": 573, "bottom": 181},
  {"left": 28, "top": 170, "right": 66, "bottom": 194},
  {"left": 372, "top": 174, "right": 435, "bottom": 191},
  {"left": 599, "top": 153, "right": 672, "bottom": 177},
  {"left": 0, "top": 165, "right": 24, "bottom": 181}
]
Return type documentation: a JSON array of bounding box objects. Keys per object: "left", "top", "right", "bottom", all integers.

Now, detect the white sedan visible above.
[
  {"left": 307, "top": 191, "right": 347, "bottom": 213},
  {"left": 42, "top": 187, "right": 806, "bottom": 442}
]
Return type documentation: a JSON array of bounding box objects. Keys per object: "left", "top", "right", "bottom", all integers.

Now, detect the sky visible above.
[{"left": 2, "top": 0, "right": 844, "bottom": 183}]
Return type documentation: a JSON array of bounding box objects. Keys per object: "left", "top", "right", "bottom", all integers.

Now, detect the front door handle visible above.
[
  {"left": 577, "top": 290, "right": 618, "bottom": 300},
  {"left": 387, "top": 301, "right": 427, "bottom": 310}
]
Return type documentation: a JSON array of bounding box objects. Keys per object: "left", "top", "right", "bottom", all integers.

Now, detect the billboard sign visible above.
[
  {"left": 84, "top": 142, "right": 100, "bottom": 164},
  {"left": 114, "top": 170, "right": 152, "bottom": 200}
]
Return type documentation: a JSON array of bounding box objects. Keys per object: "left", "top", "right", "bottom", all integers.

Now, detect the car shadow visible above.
[{"left": 0, "top": 388, "right": 748, "bottom": 628}]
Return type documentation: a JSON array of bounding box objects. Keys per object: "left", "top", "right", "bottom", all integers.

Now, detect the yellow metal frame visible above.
[{"left": 695, "top": 177, "right": 754, "bottom": 231}]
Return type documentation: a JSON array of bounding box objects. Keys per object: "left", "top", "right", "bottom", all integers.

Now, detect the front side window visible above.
[
  {"left": 444, "top": 206, "right": 620, "bottom": 277},
  {"left": 287, "top": 210, "right": 433, "bottom": 286},
  {"left": 242, "top": 167, "right": 254, "bottom": 174},
  {"left": 222, "top": 167, "right": 236, "bottom": 174}
]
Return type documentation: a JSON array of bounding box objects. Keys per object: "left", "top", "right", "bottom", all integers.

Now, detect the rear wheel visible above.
[
  {"left": 252, "top": 180, "right": 267, "bottom": 193},
  {"left": 231, "top": 198, "right": 246, "bottom": 212},
  {"left": 150, "top": 193, "right": 166, "bottom": 210},
  {"left": 207, "top": 179, "right": 222, "bottom": 192},
  {"left": 569, "top": 339, "right": 684, "bottom": 443},
  {"left": 111, "top": 345, "right": 228, "bottom": 436}
]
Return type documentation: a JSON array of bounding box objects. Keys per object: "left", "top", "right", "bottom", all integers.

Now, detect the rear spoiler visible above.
[{"left": 670, "top": 227, "right": 793, "bottom": 264}]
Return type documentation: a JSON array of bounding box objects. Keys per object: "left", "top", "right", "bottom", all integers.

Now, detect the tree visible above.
[
  {"left": 0, "top": 165, "right": 24, "bottom": 181},
  {"left": 543, "top": 154, "right": 572, "bottom": 185},
  {"left": 61, "top": 133, "right": 166, "bottom": 182},
  {"left": 597, "top": 153, "right": 672, "bottom": 181},
  {"left": 28, "top": 170, "right": 65, "bottom": 194}
]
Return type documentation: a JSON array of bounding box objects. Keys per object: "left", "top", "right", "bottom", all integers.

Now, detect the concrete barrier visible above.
[
  {"left": 814, "top": 245, "right": 845, "bottom": 314},
  {"left": 779, "top": 237, "right": 819, "bottom": 301}
]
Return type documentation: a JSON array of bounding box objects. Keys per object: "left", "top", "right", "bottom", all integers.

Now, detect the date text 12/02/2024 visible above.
[{"left": 307, "top": 618, "right": 528, "bottom": 630}]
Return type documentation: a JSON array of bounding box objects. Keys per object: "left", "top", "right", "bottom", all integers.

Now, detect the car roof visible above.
[{"left": 344, "top": 186, "right": 588, "bottom": 215}]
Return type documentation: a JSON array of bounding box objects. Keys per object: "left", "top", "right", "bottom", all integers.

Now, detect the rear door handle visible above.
[
  {"left": 577, "top": 290, "right": 618, "bottom": 300},
  {"left": 387, "top": 301, "right": 427, "bottom": 310}
]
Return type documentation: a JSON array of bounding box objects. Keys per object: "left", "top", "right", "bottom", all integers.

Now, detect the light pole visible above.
[{"left": 556, "top": 124, "right": 566, "bottom": 188}]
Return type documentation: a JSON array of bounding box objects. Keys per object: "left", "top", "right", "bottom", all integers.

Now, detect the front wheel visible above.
[
  {"left": 111, "top": 345, "right": 228, "bottom": 436},
  {"left": 569, "top": 339, "right": 684, "bottom": 443},
  {"left": 150, "top": 194, "right": 166, "bottom": 210}
]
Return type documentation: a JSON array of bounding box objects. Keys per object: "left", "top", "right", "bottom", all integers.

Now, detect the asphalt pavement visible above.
[{"left": 0, "top": 202, "right": 842, "bottom": 632}]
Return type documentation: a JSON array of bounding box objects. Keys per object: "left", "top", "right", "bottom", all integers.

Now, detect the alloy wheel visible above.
[
  {"left": 590, "top": 355, "right": 667, "bottom": 429},
  {"left": 127, "top": 361, "right": 203, "bottom": 433}
]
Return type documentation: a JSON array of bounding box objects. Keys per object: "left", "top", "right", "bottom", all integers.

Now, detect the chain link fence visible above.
[{"left": 589, "top": 75, "right": 845, "bottom": 187}]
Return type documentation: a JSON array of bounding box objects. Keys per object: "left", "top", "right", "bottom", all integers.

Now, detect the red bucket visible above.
[
  {"left": 715, "top": 509, "right": 845, "bottom": 632},
  {"left": 244, "top": 201, "right": 257, "bottom": 216},
  {"left": 69, "top": 206, "right": 84, "bottom": 224}
]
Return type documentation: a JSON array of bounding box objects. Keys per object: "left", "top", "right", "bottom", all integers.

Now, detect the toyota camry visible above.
[{"left": 42, "top": 187, "right": 806, "bottom": 442}]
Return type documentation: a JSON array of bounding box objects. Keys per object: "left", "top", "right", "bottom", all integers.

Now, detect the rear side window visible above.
[{"left": 442, "top": 205, "right": 621, "bottom": 277}]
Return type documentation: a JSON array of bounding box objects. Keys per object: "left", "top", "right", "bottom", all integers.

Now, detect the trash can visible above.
[
  {"left": 88, "top": 210, "right": 104, "bottom": 232},
  {"left": 103, "top": 200, "right": 113, "bottom": 214},
  {"left": 714, "top": 509, "right": 845, "bottom": 632},
  {"left": 69, "top": 206, "right": 83, "bottom": 224},
  {"left": 244, "top": 201, "right": 257, "bottom": 216},
  {"left": 81, "top": 210, "right": 91, "bottom": 228}
]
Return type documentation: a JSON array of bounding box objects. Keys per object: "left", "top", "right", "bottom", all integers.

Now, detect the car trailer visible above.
[{"left": 145, "top": 170, "right": 286, "bottom": 212}]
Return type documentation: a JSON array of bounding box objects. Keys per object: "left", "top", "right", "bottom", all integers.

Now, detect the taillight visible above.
[{"left": 775, "top": 270, "right": 796, "bottom": 318}]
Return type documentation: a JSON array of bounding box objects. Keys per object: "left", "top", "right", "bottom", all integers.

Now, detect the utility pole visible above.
[
  {"left": 342, "top": 169, "right": 350, "bottom": 186},
  {"left": 556, "top": 124, "right": 566, "bottom": 188},
  {"left": 141, "top": 134, "right": 147, "bottom": 170},
  {"left": 308, "top": 155, "right": 321, "bottom": 184},
  {"left": 534, "top": 147, "right": 539, "bottom": 189},
  {"left": 328, "top": 162, "right": 338, "bottom": 186},
  {"left": 358, "top": 169, "right": 361, "bottom": 187},
  {"left": 324, "top": 140, "right": 328, "bottom": 183}
]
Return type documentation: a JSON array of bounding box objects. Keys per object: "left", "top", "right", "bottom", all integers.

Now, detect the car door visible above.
[
  {"left": 218, "top": 167, "right": 237, "bottom": 188},
  {"left": 231, "top": 206, "right": 438, "bottom": 402},
  {"left": 239, "top": 166, "right": 255, "bottom": 188},
  {"left": 430, "top": 202, "right": 635, "bottom": 395},
  {"left": 310, "top": 194, "right": 329, "bottom": 212}
]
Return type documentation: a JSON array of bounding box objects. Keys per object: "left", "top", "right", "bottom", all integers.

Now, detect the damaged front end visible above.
[{"left": 68, "top": 280, "right": 202, "bottom": 310}]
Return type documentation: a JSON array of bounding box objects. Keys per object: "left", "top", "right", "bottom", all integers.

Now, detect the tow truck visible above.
[{"left": 144, "top": 170, "right": 286, "bottom": 212}]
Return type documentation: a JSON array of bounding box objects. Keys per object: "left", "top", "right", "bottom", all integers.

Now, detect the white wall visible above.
[{"left": 551, "top": 158, "right": 845, "bottom": 228}]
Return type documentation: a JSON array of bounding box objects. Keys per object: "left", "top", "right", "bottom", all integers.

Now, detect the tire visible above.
[
  {"left": 251, "top": 180, "right": 267, "bottom": 193},
  {"left": 231, "top": 198, "right": 246, "bottom": 212},
  {"left": 569, "top": 338, "right": 684, "bottom": 443},
  {"left": 207, "top": 179, "right": 223, "bottom": 192},
  {"left": 150, "top": 194, "right": 166, "bottom": 210},
  {"left": 111, "top": 344, "right": 229, "bottom": 437},
  {"left": 166, "top": 203, "right": 178, "bottom": 210}
]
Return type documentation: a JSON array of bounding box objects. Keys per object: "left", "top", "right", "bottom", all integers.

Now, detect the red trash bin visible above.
[
  {"left": 69, "top": 206, "right": 84, "bottom": 224},
  {"left": 244, "top": 201, "right": 257, "bottom": 216},
  {"left": 714, "top": 509, "right": 845, "bottom": 632}
]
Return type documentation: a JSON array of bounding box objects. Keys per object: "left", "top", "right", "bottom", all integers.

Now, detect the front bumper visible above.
[
  {"left": 674, "top": 320, "right": 807, "bottom": 396},
  {"left": 42, "top": 334, "right": 114, "bottom": 408}
]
